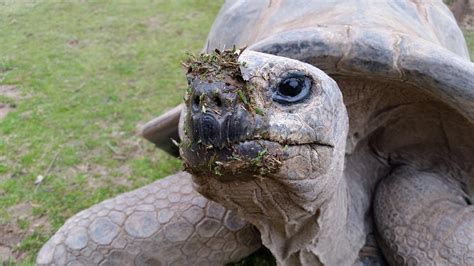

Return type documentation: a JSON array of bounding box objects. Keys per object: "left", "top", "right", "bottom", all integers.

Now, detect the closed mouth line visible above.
[{"left": 230, "top": 138, "right": 334, "bottom": 149}]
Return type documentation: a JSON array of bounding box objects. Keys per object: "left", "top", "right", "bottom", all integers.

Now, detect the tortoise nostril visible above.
[
  {"left": 213, "top": 96, "right": 222, "bottom": 107},
  {"left": 192, "top": 95, "right": 200, "bottom": 111}
]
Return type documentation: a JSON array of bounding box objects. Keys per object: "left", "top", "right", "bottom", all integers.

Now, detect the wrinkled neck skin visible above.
[
  {"left": 252, "top": 156, "right": 365, "bottom": 265},
  {"left": 190, "top": 105, "right": 365, "bottom": 265},
  {"left": 256, "top": 178, "right": 359, "bottom": 266},
  {"left": 191, "top": 100, "right": 366, "bottom": 265},
  {"left": 236, "top": 109, "right": 365, "bottom": 266}
]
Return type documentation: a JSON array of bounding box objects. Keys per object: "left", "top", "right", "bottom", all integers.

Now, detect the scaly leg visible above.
[
  {"left": 36, "top": 172, "right": 261, "bottom": 265},
  {"left": 374, "top": 166, "right": 474, "bottom": 265}
]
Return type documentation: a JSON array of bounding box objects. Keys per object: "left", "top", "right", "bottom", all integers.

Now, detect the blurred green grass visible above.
[
  {"left": 0, "top": 1, "right": 473, "bottom": 265},
  {"left": 465, "top": 30, "right": 474, "bottom": 59},
  {"left": 0, "top": 1, "right": 222, "bottom": 264}
]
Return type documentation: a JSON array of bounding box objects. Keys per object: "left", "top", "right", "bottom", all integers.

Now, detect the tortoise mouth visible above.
[{"left": 181, "top": 137, "right": 334, "bottom": 183}]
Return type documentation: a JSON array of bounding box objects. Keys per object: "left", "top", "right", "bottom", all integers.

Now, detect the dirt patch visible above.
[
  {"left": 0, "top": 104, "right": 14, "bottom": 120},
  {"left": 0, "top": 85, "right": 21, "bottom": 120},
  {"left": 461, "top": 1, "right": 474, "bottom": 30},
  {"left": 8, "top": 203, "right": 32, "bottom": 220},
  {"left": 0, "top": 85, "right": 21, "bottom": 100},
  {"left": 0, "top": 245, "right": 14, "bottom": 262},
  {"left": 447, "top": 0, "right": 474, "bottom": 29},
  {"left": 0, "top": 203, "right": 50, "bottom": 262},
  {"left": 67, "top": 39, "right": 79, "bottom": 47},
  {"left": 147, "top": 14, "right": 164, "bottom": 30},
  {"left": 0, "top": 224, "right": 24, "bottom": 262}
]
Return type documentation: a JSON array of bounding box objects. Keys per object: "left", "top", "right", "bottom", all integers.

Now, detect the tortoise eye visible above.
[{"left": 272, "top": 74, "right": 311, "bottom": 104}]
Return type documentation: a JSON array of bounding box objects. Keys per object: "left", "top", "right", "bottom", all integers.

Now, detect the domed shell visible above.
[{"left": 203, "top": 0, "right": 474, "bottom": 184}]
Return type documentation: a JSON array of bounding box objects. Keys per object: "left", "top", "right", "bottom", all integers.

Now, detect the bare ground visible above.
[
  {"left": 462, "top": 1, "right": 474, "bottom": 30},
  {"left": 449, "top": 0, "right": 474, "bottom": 29},
  {"left": 0, "top": 85, "right": 21, "bottom": 120},
  {"left": 0, "top": 225, "right": 23, "bottom": 262}
]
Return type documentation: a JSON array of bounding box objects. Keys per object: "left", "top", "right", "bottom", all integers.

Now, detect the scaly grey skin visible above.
[
  {"left": 36, "top": 172, "right": 261, "bottom": 265},
  {"left": 374, "top": 166, "right": 474, "bottom": 265},
  {"left": 180, "top": 48, "right": 474, "bottom": 265},
  {"left": 179, "top": 1, "right": 472, "bottom": 264},
  {"left": 38, "top": 1, "right": 474, "bottom": 265},
  {"left": 181, "top": 51, "right": 355, "bottom": 265}
]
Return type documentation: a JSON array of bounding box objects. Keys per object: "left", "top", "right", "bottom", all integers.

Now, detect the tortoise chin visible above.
[
  {"left": 181, "top": 139, "right": 284, "bottom": 183},
  {"left": 180, "top": 137, "right": 340, "bottom": 225},
  {"left": 180, "top": 132, "right": 338, "bottom": 204}
]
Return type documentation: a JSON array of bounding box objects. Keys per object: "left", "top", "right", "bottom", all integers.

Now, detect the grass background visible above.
[
  {"left": 0, "top": 1, "right": 473, "bottom": 265},
  {"left": 465, "top": 31, "right": 474, "bottom": 59},
  {"left": 0, "top": 1, "right": 222, "bottom": 264}
]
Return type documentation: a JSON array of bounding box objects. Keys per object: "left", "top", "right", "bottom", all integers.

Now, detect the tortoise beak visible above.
[
  {"left": 187, "top": 78, "right": 257, "bottom": 149},
  {"left": 181, "top": 77, "right": 280, "bottom": 180}
]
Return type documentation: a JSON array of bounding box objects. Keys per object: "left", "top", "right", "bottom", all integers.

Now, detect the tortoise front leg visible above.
[
  {"left": 374, "top": 166, "right": 474, "bottom": 265},
  {"left": 36, "top": 172, "right": 261, "bottom": 265}
]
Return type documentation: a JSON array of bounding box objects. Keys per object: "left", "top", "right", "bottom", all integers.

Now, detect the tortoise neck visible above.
[
  {"left": 311, "top": 179, "right": 362, "bottom": 265},
  {"left": 254, "top": 173, "right": 363, "bottom": 265},
  {"left": 253, "top": 102, "right": 359, "bottom": 265}
]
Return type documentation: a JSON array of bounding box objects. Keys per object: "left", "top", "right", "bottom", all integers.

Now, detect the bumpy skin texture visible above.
[
  {"left": 179, "top": 0, "right": 474, "bottom": 265},
  {"left": 375, "top": 167, "right": 474, "bottom": 265},
  {"left": 181, "top": 51, "right": 356, "bottom": 265},
  {"left": 36, "top": 172, "right": 261, "bottom": 265}
]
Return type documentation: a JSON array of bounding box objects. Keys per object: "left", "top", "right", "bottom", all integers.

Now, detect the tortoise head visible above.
[{"left": 180, "top": 49, "right": 348, "bottom": 223}]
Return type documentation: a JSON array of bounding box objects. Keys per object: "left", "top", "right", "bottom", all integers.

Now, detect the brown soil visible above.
[
  {"left": 0, "top": 104, "right": 14, "bottom": 120},
  {"left": 462, "top": 1, "right": 474, "bottom": 30},
  {"left": 448, "top": 0, "right": 474, "bottom": 29},
  {"left": 0, "top": 202, "right": 50, "bottom": 263},
  {"left": 0, "top": 224, "right": 24, "bottom": 262},
  {"left": 0, "top": 85, "right": 21, "bottom": 99},
  {"left": 0, "top": 85, "right": 21, "bottom": 120}
]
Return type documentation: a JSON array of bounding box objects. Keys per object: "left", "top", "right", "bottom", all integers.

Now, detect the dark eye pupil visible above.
[
  {"left": 279, "top": 78, "right": 303, "bottom": 97},
  {"left": 272, "top": 74, "right": 311, "bottom": 104}
]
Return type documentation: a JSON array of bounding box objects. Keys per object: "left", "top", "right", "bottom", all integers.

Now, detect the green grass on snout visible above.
[{"left": 0, "top": 1, "right": 222, "bottom": 263}]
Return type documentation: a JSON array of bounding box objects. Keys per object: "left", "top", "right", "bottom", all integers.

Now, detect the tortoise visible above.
[{"left": 37, "top": 0, "right": 474, "bottom": 265}]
